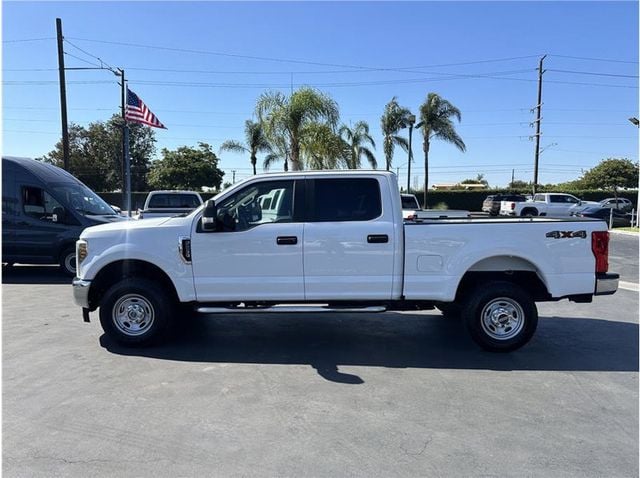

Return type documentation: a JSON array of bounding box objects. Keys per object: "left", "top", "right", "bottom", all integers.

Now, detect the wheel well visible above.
[
  {"left": 455, "top": 270, "right": 550, "bottom": 302},
  {"left": 57, "top": 241, "right": 76, "bottom": 260},
  {"left": 520, "top": 207, "right": 538, "bottom": 216},
  {"left": 88, "top": 260, "right": 179, "bottom": 310}
]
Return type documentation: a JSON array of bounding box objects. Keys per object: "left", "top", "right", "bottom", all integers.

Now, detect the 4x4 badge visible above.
[{"left": 546, "top": 230, "right": 587, "bottom": 239}]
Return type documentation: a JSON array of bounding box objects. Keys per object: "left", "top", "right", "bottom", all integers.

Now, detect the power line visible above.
[
  {"left": 67, "top": 38, "right": 543, "bottom": 73},
  {"left": 63, "top": 38, "right": 120, "bottom": 74},
  {"left": 2, "top": 37, "right": 55, "bottom": 43},
  {"left": 64, "top": 51, "right": 102, "bottom": 68},
  {"left": 547, "top": 68, "right": 639, "bottom": 79},
  {"left": 549, "top": 54, "right": 639, "bottom": 65}
]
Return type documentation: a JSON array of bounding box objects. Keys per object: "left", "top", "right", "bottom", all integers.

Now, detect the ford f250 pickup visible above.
[{"left": 72, "top": 171, "right": 618, "bottom": 352}]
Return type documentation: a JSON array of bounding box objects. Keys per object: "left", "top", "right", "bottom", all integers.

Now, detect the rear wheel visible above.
[
  {"left": 461, "top": 281, "right": 538, "bottom": 352},
  {"left": 59, "top": 246, "right": 77, "bottom": 277},
  {"left": 521, "top": 208, "right": 538, "bottom": 217},
  {"left": 99, "top": 278, "right": 175, "bottom": 346}
]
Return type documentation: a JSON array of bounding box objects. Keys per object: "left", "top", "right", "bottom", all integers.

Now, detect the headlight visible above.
[{"left": 77, "top": 240, "right": 88, "bottom": 264}]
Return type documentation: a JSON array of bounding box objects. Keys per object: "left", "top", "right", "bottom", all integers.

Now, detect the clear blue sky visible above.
[{"left": 2, "top": 1, "right": 638, "bottom": 188}]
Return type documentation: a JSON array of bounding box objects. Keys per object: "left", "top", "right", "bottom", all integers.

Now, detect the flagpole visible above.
[{"left": 119, "top": 68, "right": 131, "bottom": 217}]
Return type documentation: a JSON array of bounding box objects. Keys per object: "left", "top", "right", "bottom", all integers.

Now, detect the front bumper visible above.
[
  {"left": 595, "top": 272, "right": 619, "bottom": 296},
  {"left": 72, "top": 277, "right": 91, "bottom": 308}
]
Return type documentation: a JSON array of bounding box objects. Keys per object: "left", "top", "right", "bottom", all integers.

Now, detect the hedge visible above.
[{"left": 98, "top": 189, "right": 639, "bottom": 212}]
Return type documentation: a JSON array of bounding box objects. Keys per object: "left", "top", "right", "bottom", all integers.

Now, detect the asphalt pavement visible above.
[{"left": 2, "top": 234, "right": 638, "bottom": 477}]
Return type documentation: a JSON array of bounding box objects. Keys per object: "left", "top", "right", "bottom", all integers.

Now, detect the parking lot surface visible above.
[{"left": 2, "top": 234, "right": 638, "bottom": 477}]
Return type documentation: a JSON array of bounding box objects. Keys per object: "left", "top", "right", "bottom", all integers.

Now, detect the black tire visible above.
[
  {"left": 99, "top": 278, "right": 175, "bottom": 347},
  {"left": 461, "top": 281, "right": 538, "bottom": 352},
  {"left": 59, "top": 246, "right": 77, "bottom": 277},
  {"left": 436, "top": 303, "right": 462, "bottom": 319},
  {"left": 520, "top": 208, "right": 538, "bottom": 217}
]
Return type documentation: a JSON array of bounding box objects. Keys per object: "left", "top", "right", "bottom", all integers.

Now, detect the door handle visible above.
[
  {"left": 277, "top": 236, "right": 298, "bottom": 245},
  {"left": 367, "top": 234, "right": 389, "bottom": 244}
]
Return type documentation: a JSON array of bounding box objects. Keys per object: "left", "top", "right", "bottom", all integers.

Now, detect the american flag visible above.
[{"left": 125, "top": 88, "right": 166, "bottom": 129}]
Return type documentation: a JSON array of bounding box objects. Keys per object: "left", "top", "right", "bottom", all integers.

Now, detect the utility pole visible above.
[
  {"left": 118, "top": 68, "right": 131, "bottom": 216},
  {"left": 511, "top": 169, "right": 515, "bottom": 186},
  {"left": 532, "top": 54, "right": 547, "bottom": 194},
  {"left": 232, "top": 170, "right": 236, "bottom": 183},
  {"left": 56, "top": 18, "right": 70, "bottom": 170}
]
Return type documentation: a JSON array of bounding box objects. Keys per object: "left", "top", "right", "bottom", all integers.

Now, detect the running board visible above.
[{"left": 196, "top": 305, "right": 387, "bottom": 314}]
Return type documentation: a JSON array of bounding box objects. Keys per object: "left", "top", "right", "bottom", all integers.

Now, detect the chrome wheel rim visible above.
[
  {"left": 64, "top": 253, "right": 76, "bottom": 274},
  {"left": 480, "top": 297, "right": 525, "bottom": 341},
  {"left": 112, "top": 294, "right": 155, "bottom": 336}
]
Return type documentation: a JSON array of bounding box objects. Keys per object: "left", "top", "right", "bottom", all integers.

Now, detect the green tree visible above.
[
  {"left": 417, "top": 93, "right": 466, "bottom": 207},
  {"left": 339, "top": 121, "right": 377, "bottom": 169},
  {"left": 508, "top": 179, "right": 531, "bottom": 190},
  {"left": 39, "top": 115, "right": 156, "bottom": 191},
  {"left": 262, "top": 135, "right": 290, "bottom": 172},
  {"left": 580, "top": 158, "right": 639, "bottom": 199},
  {"left": 219, "top": 120, "right": 273, "bottom": 175},
  {"left": 256, "top": 87, "right": 340, "bottom": 171},
  {"left": 301, "top": 122, "right": 349, "bottom": 169},
  {"left": 380, "top": 97, "right": 410, "bottom": 171},
  {"left": 461, "top": 173, "right": 488, "bottom": 186},
  {"left": 148, "top": 143, "right": 224, "bottom": 190}
]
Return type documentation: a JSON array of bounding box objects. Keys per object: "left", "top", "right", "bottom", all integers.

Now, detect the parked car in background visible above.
[
  {"left": 505, "top": 193, "right": 597, "bottom": 217},
  {"left": 571, "top": 206, "right": 632, "bottom": 228},
  {"left": 483, "top": 194, "right": 527, "bottom": 216},
  {"left": 599, "top": 198, "right": 633, "bottom": 211},
  {"left": 401, "top": 193, "right": 469, "bottom": 220},
  {"left": 137, "top": 190, "right": 204, "bottom": 219},
  {"left": 2, "top": 156, "right": 126, "bottom": 276}
]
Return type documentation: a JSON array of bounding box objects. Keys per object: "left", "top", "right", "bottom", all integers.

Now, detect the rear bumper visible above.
[
  {"left": 72, "top": 277, "right": 91, "bottom": 308},
  {"left": 595, "top": 273, "right": 619, "bottom": 296}
]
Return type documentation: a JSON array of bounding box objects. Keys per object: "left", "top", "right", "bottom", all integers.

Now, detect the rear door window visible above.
[{"left": 311, "top": 178, "right": 381, "bottom": 222}]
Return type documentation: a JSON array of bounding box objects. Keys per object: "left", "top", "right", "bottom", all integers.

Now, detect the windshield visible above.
[
  {"left": 401, "top": 196, "right": 420, "bottom": 209},
  {"left": 52, "top": 183, "right": 116, "bottom": 216}
]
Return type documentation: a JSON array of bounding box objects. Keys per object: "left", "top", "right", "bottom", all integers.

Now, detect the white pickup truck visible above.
[
  {"left": 401, "top": 193, "right": 470, "bottom": 220},
  {"left": 502, "top": 193, "right": 597, "bottom": 217},
  {"left": 137, "top": 190, "right": 203, "bottom": 220},
  {"left": 73, "top": 171, "right": 618, "bottom": 352}
]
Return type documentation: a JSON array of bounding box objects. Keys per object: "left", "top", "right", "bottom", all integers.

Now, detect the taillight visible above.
[
  {"left": 510, "top": 202, "right": 516, "bottom": 210},
  {"left": 591, "top": 231, "right": 609, "bottom": 273},
  {"left": 407, "top": 214, "right": 416, "bottom": 221}
]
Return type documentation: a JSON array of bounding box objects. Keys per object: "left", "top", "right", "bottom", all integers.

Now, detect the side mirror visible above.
[
  {"left": 52, "top": 206, "right": 66, "bottom": 224},
  {"left": 202, "top": 199, "right": 218, "bottom": 231},
  {"left": 111, "top": 204, "right": 122, "bottom": 214}
]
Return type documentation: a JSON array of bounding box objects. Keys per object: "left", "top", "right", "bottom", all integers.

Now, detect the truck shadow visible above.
[
  {"left": 2, "top": 265, "right": 71, "bottom": 285},
  {"left": 101, "top": 313, "right": 638, "bottom": 383}
]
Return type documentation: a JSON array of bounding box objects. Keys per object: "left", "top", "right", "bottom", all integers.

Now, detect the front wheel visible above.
[
  {"left": 461, "top": 281, "right": 538, "bottom": 352},
  {"left": 59, "top": 246, "right": 77, "bottom": 277},
  {"left": 99, "top": 278, "right": 175, "bottom": 346}
]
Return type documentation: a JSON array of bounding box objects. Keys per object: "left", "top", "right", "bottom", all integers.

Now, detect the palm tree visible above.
[
  {"left": 263, "top": 135, "right": 290, "bottom": 172},
  {"left": 301, "top": 122, "right": 349, "bottom": 170},
  {"left": 255, "top": 87, "right": 339, "bottom": 171},
  {"left": 380, "top": 97, "right": 411, "bottom": 171},
  {"left": 219, "top": 120, "right": 272, "bottom": 175},
  {"left": 339, "top": 121, "right": 377, "bottom": 169},
  {"left": 417, "top": 93, "right": 466, "bottom": 207}
]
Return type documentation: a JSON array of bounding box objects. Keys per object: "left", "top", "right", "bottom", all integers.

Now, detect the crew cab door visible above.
[
  {"left": 303, "top": 177, "right": 396, "bottom": 300},
  {"left": 190, "top": 179, "right": 305, "bottom": 302}
]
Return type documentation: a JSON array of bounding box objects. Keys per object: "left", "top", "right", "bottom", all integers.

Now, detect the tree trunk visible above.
[
  {"left": 251, "top": 155, "right": 257, "bottom": 175},
  {"left": 423, "top": 138, "right": 430, "bottom": 208},
  {"left": 290, "top": 137, "right": 300, "bottom": 171}
]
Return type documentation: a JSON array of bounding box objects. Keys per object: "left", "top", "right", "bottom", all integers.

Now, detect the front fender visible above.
[{"left": 80, "top": 242, "right": 196, "bottom": 302}]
